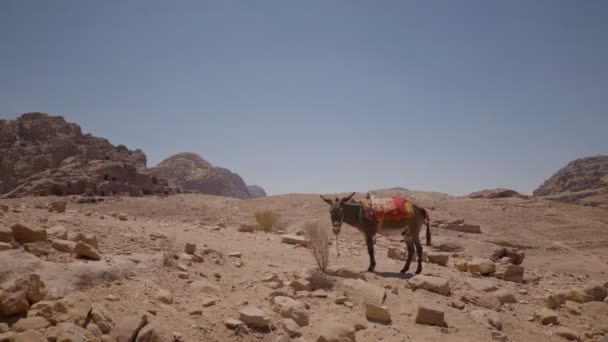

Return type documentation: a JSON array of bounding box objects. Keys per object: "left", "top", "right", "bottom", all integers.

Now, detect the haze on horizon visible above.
[{"left": 1, "top": 1, "right": 607, "bottom": 196}]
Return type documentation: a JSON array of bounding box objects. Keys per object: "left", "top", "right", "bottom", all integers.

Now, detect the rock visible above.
[
  {"left": 10, "top": 223, "right": 47, "bottom": 243},
  {"left": 317, "top": 322, "right": 355, "bottom": 342},
  {"left": 118, "top": 213, "right": 128, "bottom": 221},
  {"left": 545, "top": 294, "right": 565, "bottom": 310},
  {"left": 449, "top": 300, "right": 465, "bottom": 310},
  {"left": 460, "top": 291, "right": 502, "bottom": 311},
  {"left": 494, "top": 290, "right": 517, "bottom": 304},
  {"left": 334, "top": 279, "right": 387, "bottom": 305},
  {"left": 490, "top": 247, "right": 525, "bottom": 265},
  {"left": 491, "top": 331, "right": 509, "bottom": 341},
  {"left": 415, "top": 305, "right": 446, "bottom": 327},
  {"left": 583, "top": 282, "right": 607, "bottom": 301},
  {"left": 555, "top": 327, "right": 581, "bottom": 341},
  {"left": 466, "top": 279, "right": 498, "bottom": 293},
  {"left": 0, "top": 332, "right": 15, "bottom": 342},
  {"left": 184, "top": 243, "right": 196, "bottom": 255},
  {"left": 365, "top": 304, "right": 391, "bottom": 323},
  {"left": 52, "top": 239, "right": 76, "bottom": 253},
  {"left": 228, "top": 252, "right": 242, "bottom": 258},
  {"left": 442, "top": 220, "right": 482, "bottom": 234},
  {"left": 273, "top": 296, "right": 309, "bottom": 327},
  {"left": 55, "top": 322, "right": 97, "bottom": 341},
  {"left": 557, "top": 289, "right": 593, "bottom": 304},
  {"left": 470, "top": 309, "right": 502, "bottom": 331},
  {"left": 24, "top": 241, "right": 52, "bottom": 257},
  {"left": 502, "top": 265, "right": 524, "bottom": 283},
  {"left": 135, "top": 320, "right": 173, "bottom": 342},
  {"left": 13, "top": 330, "right": 47, "bottom": 342},
  {"left": 87, "top": 323, "right": 103, "bottom": 337},
  {"left": 112, "top": 313, "right": 148, "bottom": 342},
  {"left": 11, "top": 316, "right": 51, "bottom": 332},
  {"left": 90, "top": 303, "right": 113, "bottom": 334},
  {"left": 467, "top": 258, "right": 496, "bottom": 275},
  {"left": 0, "top": 323, "right": 7, "bottom": 333},
  {"left": 406, "top": 275, "right": 451, "bottom": 296},
  {"left": 155, "top": 289, "right": 173, "bottom": 304},
  {"left": 281, "top": 234, "right": 308, "bottom": 247},
  {"left": 0, "top": 226, "right": 15, "bottom": 243},
  {"left": 68, "top": 232, "right": 98, "bottom": 248},
  {"left": 289, "top": 280, "right": 312, "bottom": 292},
  {"left": 0, "top": 291, "right": 29, "bottom": 317},
  {"left": 73, "top": 241, "right": 101, "bottom": 260},
  {"left": 0, "top": 242, "right": 10, "bottom": 251},
  {"left": 177, "top": 272, "right": 189, "bottom": 280},
  {"left": 534, "top": 308, "right": 559, "bottom": 325},
  {"left": 325, "top": 266, "right": 367, "bottom": 281},
  {"left": 454, "top": 260, "right": 468, "bottom": 272},
  {"left": 239, "top": 306, "right": 273, "bottom": 329},
  {"left": 282, "top": 319, "right": 302, "bottom": 338},
  {"left": 189, "top": 280, "right": 221, "bottom": 295},
  {"left": 436, "top": 242, "right": 463, "bottom": 252},
  {"left": 48, "top": 201, "right": 67, "bottom": 213},
  {"left": 201, "top": 297, "right": 217, "bottom": 307},
  {"left": 238, "top": 223, "right": 256, "bottom": 233},
  {"left": 564, "top": 301, "right": 581, "bottom": 315},
  {"left": 427, "top": 252, "right": 449, "bottom": 266},
  {"left": 223, "top": 319, "right": 244, "bottom": 330},
  {"left": 0, "top": 273, "right": 47, "bottom": 316},
  {"left": 387, "top": 247, "right": 405, "bottom": 261}
]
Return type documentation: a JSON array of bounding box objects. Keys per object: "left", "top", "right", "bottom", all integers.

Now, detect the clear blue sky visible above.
[{"left": 1, "top": 1, "right": 607, "bottom": 196}]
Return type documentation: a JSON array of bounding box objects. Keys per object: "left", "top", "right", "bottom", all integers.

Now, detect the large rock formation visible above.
[
  {"left": 247, "top": 185, "right": 267, "bottom": 198},
  {"left": 0, "top": 113, "right": 172, "bottom": 197},
  {"left": 534, "top": 155, "right": 608, "bottom": 208},
  {"left": 468, "top": 188, "right": 527, "bottom": 199},
  {"left": 151, "top": 153, "right": 264, "bottom": 199}
]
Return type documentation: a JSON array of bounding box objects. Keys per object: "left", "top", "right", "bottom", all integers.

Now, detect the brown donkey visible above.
[{"left": 321, "top": 192, "right": 431, "bottom": 274}]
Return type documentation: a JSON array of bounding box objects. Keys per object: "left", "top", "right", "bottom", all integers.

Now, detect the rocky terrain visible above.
[
  {"left": 1, "top": 190, "right": 607, "bottom": 342},
  {"left": 0, "top": 113, "right": 173, "bottom": 198},
  {"left": 468, "top": 189, "right": 527, "bottom": 200},
  {"left": 534, "top": 156, "right": 608, "bottom": 209},
  {"left": 151, "top": 153, "right": 266, "bottom": 199}
]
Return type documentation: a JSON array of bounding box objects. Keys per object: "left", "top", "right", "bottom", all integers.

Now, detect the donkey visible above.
[{"left": 321, "top": 192, "right": 431, "bottom": 275}]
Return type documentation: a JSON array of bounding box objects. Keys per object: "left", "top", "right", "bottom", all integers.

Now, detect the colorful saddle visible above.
[{"left": 360, "top": 195, "right": 415, "bottom": 233}]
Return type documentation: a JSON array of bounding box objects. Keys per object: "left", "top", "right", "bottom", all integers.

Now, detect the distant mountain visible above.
[
  {"left": 468, "top": 188, "right": 527, "bottom": 199},
  {"left": 151, "top": 153, "right": 265, "bottom": 199},
  {"left": 534, "top": 155, "right": 608, "bottom": 208},
  {"left": 0, "top": 112, "right": 172, "bottom": 197},
  {"left": 247, "top": 185, "right": 267, "bottom": 198}
]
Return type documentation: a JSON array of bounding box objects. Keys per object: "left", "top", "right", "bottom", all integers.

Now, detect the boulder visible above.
[
  {"left": 415, "top": 305, "right": 446, "bottom": 327},
  {"left": 317, "top": 322, "right": 355, "bottom": 342},
  {"left": 73, "top": 241, "right": 101, "bottom": 260},
  {"left": 544, "top": 294, "right": 565, "bottom": 310},
  {"left": 239, "top": 306, "right": 273, "bottom": 329},
  {"left": 52, "top": 239, "right": 76, "bottom": 253},
  {"left": 334, "top": 279, "right": 387, "bottom": 305},
  {"left": 281, "top": 234, "right": 308, "bottom": 247},
  {"left": 406, "top": 275, "right": 451, "bottom": 296},
  {"left": 467, "top": 258, "right": 496, "bottom": 275},
  {"left": 112, "top": 313, "right": 148, "bottom": 342},
  {"left": 427, "top": 252, "right": 449, "bottom": 266},
  {"left": 0, "top": 274, "right": 47, "bottom": 316},
  {"left": 10, "top": 223, "right": 47, "bottom": 243},
  {"left": 470, "top": 309, "right": 502, "bottom": 331},
  {"left": 534, "top": 308, "right": 559, "bottom": 325},
  {"left": 24, "top": 241, "right": 52, "bottom": 257},
  {"left": 48, "top": 201, "right": 67, "bottom": 213},
  {"left": 135, "top": 320, "right": 173, "bottom": 342},
  {"left": 273, "top": 296, "right": 309, "bottom": 327},
  {"left": 118, "top": 213, "right": 128, "bottom": 221},
  {"left": 47, "top": 226, "right": 68, "bottom": 240},
  {"left": 554, "top": 327, "right": 581, "bottom": 341},
  {"left": 454, "top": 260, "right": 468, "bottom": 272},
  {"left": 365, "top": 304, "right": 391, "bottom": 323},
  {"left": 502, "top": 265, "right": 524, "bottom": 283},
  {"left": 494, "top": 290, "right": 517, "bottom": 304},
  {"left": 0, "top": 226, "right": 14, "bottom": 243},
  {"left": 11, "top": 316, "right": 51, "bottom": 332},
  {"left": 583, "top": 282, "right": 607, "bottom": 302},
  {"left": 189, "top": 280, "right": 221, "bottom": 295}
]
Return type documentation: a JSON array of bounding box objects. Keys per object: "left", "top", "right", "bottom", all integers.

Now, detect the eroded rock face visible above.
[
  {"left": 533, "top": 155, "right": 608, "bottom": 208},
  {"left": 247, "top": 185, "right": 267, "bottom": 198},
  {"left": 150, "top": 152, "right": 262, "bottom": 199},
  {"left": 468, "top": 188, "right": 527, "bottom": 199},
  {"left": 0, "top": 113, "right": 172, "bottom": 198}
]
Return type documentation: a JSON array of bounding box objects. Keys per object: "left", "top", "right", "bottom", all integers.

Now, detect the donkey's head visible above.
[{"left": 320, "top": 192, "right": 356, "bottom": 235}]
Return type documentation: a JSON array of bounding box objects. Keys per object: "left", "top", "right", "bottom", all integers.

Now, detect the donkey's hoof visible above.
[
  {"left": 415, "top": 269, "right": 422, "bottom": 275},
  {"left": 400, "top": 268, "right": 408, "bottom": 274}
]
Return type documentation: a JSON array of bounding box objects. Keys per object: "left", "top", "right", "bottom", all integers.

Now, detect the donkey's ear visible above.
[
  {"left": 320, "top": 195, "right": 332, "bottom": 205},
  {"left": 341, "top": 192, "right": 356, "bottom": 202}
]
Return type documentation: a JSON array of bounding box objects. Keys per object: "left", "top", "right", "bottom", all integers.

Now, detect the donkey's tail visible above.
[{"left": 419, "top": 207, "right": 431, "bottom": 246}]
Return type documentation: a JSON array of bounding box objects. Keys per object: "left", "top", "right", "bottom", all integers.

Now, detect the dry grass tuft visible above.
[
  {"left": 254, "top": 210, "right": 280, "bottom": 232},
  {"left": 161, "top": 234, "right": 177, "bottom": 267},
  {"left": 304, "top": 221, "right": 330, "bottom": 273}
]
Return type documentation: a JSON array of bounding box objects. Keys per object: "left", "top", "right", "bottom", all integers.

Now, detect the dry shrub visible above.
[
  {"left": 304, "top": 221, "right": 330, "bottom": 273},
  {"left": 161, "top": 234, "right": 177, "bottom": 267},
  {"left": 254, "top": 210, "right": 280, "bottom": 232}
]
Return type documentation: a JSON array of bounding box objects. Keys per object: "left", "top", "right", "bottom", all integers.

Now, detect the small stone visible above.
[
  {"left": 228, "top": 252, "right": 242, "bottom": 258},
  {"left": 281, "top": 234, "right": 308, "bottom": 247},
  {"left": 105, "top": 295, "right": 119, "bottom": 301},
  {"left": 10, "top": 223, "right": 47, "bottom": 243},
  {"left": 518, "top": 289, "right": 528, "bottom": 295},
  {"left": 238, "top": 223, "right": 256, "bottom": 233},
  {"left": 494, "top": 289, "right": 517, "bottom": 304},
  {"left": 466, "top": 278, "right": 498, "bottom": 293},
  {"left": 223, "top": 319, "right": 244, "bottom": 330},
  {"left": 190, "top": 309, "right": 203, "bottom": 315},
  {"left": 471, "top": 309, "right": 502, "bottom": 331},
  {"left": 52, "top": 239, "right": 76, "bottom": 253},
  {"left": 118, "top": 213, "right": 128, "bottom": 221},
  {"left": 156, "top": 289, "right": 173, "bottom": 304},
  {"left": 13, "top": 330, "right": 47, "bottom": 342},
  {"left": 289, "top": 279, "right": 312, "bottom": 292},
  {"left": 317, "top": 322, "right": 355, "bottom": 342},
  {"left": 406, "top": 275, "right": 451, "bottom": 296},
  {"left": 87, "top": 323, "right": 103, "bottom": 337},
  {"left": 455, "top": 260, "right": 468, "bottom": 272},
  {"left": 555, "top": 327, "right": 581, "bottom": 341},
  {"left": 184, "top": 243, "right": 196, "bottom": 255},
  {"left": 0, "top": 242, "right": 11, "bottom": 252},
  {"left": 11, "top": 316, "right": 51, "bottom": 332},
  {"left": 365, "top": 304, "right": 391, "bottom": 323},
  {"left": 73, "top": 241, "right": 101, "bottom": 260},
  {"left": 176, "top": 264, "right": 188, "bottom": 272},
  {"left": 135, "top": 321, "right": 173, "bottom": 341},
  {"left": 239, "top": 306, "right": 273, "bottom": 329},
  {"left": 427, "top": 252, "right": 449, "bottom": 266},
  {"left": 282, "top": 318, "right": 302, "bottom": 338},
  {"left": 47, "top": 225, "right": 68, "bottom": 240},
  {"left": 354, "top": 322, "right": 368, "bottom": 331},
  {"left": 112, "top": 313, "right": 148, "bottom": 342},
  {"left": 534, "top": 308, "right": 559, "bottom": 325},
  {"left": 503, "top": 265, "right": 524, "bottom": 283},
  {"left": 335, "top": 297, "right": 348, "bottom": 305},
  {"left": 48, "top": 201, "right": 67, "bottom": 213},
  {"left": 202, "top": 297, "right": 217, "bottom": 307},
  {"left": 68, "top": 232, "right": 98, "bottom": 248},
  {"left": 273, "top": 296, "right": 309, "bottom": 327},
  {"left": 449, "top": 300, "right": 465, "bottom": 310},
  {"left": 387, "top": 247, "right": 405, "bottom": 261},
  {"left": 467, "top": 258, "right": 496, "bottom": 275},
  {"left": 312, "top": 290, "right": 328, "bottom": 298},
  {"left": 583, "top": 282, "right": 607, "bottom": 302},
  {"left": 564, "top": 301, "right": 581, "bottom": 315},
  {"left": 415, "top": 305, "right": 445, "bottom": 326},
  {"left": 178, "top": 272, "right": 189, "bottom": 280},
  {"left": 491, "top": 331, "right": 509, "bottom": 341},
  {"left": 461, "top": 291, "right": 502, "bottom": 311},
  {"left": 24, "top": 241, "right": 52, "bottom": 257}
]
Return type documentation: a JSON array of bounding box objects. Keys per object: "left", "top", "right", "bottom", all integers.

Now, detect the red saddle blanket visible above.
[{"left": 361, "top": 196, "right": 415, "bottom": 222}]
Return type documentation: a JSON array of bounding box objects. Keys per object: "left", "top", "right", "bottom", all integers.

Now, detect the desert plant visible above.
[
  {"left": 254, "top": 210, "right": 280, "bottom": 232},
  {"left": 304, "top": 221, "right": 330, "bottom": 273},
  {"left": 160, "top": 234, "right": 177, "bottom": 267}
]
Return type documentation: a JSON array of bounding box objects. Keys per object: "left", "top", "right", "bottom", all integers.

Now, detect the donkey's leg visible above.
[
  {"left": 414, "top": 238, "right": 423, "bottom": 274},
  {"left": 401, "top": 239, "right": 415, "bottom": 274},
  {"left": 365, "top": 234, "right": 376, "bottom": 272}
]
